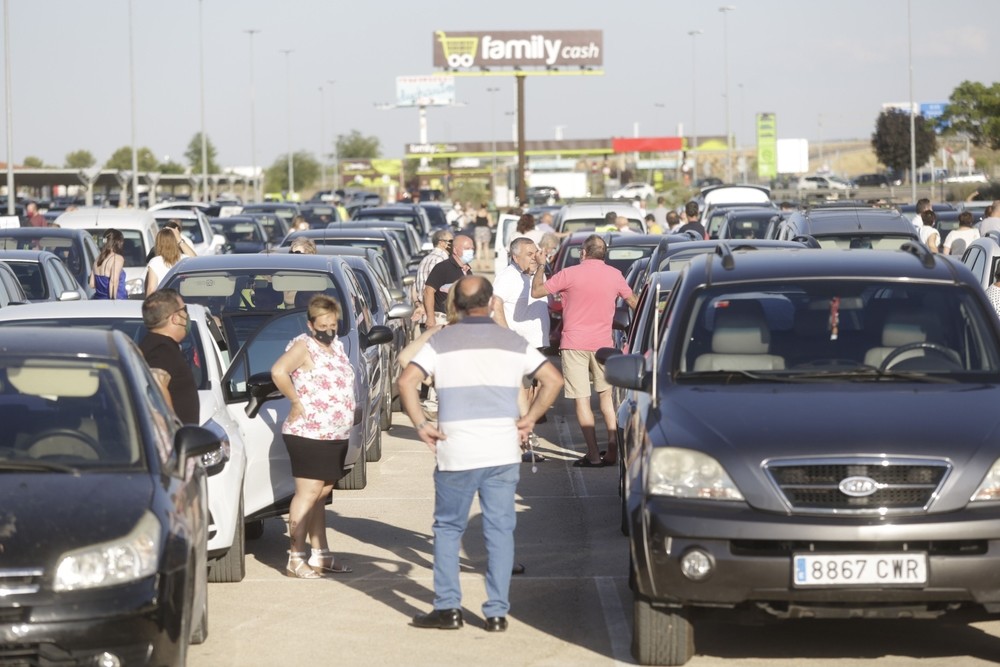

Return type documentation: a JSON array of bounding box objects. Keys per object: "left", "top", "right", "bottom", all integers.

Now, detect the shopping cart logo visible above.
[{"left": 436, "top": 31, "right": 479, "bottom": 69}]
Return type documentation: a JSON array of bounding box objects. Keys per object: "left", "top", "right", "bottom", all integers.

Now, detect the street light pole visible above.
[
  {"left": 128, "top": 0, "right": 139, "bottom": 208},
  {"left": 244, "top": 28, "right": 259, "bottom": 202},
  {"left": 198, "top": 0, "right": 208, "bottom": 203},
  {"left": 280, "top": 49, "right": 294, "bottom": 199},
  {"left": 907, "top": 0, "right": 917, "bottom": 203},
  {"left": 687, "top": 29, "right": 702, "bottom": 186},
  {"left": 3, "top": 0, "right": 14, "bottom": 215},
  {"left": 487, "top": 86, "right": 499, "bottom": 200},
  {"left": 719, "top": 5, "right": 736, "bottom": 184},
  {"left": 328, "top": 80, "right": 337, "bottom": 193},
  {"left": 319, "top": 85, "right": 326, "bottom": 189}
]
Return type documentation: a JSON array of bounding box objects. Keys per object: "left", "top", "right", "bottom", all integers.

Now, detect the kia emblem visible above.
[{"left": 839, "top": 476, "right": 880, "bottom": 497}]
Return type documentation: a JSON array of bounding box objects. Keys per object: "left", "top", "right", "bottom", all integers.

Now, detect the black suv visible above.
[
  {"left": 770, "top": 207, "right": 918, "bottom": 249},
  {"left": 606, "top": 243, "right": 1000, "bottom": 665}
]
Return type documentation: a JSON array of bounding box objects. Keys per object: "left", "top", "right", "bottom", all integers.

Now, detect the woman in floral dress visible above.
[{"left": 271, "top": 294, "right": 356, "bottom": 578}]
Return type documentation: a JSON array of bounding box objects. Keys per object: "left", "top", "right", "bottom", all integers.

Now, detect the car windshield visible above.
[
  {"left": 0, "top": 357, "right": 142, "bottom": 468},
  {"left": 212, "top": 220, "right": 264, "bottom": 245},
  {"left": 724, "top": 216, "right": 771, "bottom": 239},
  {"left": 563, "top": 245, "right": 654, "bottom": 277},
  {"left": 244, "top": 206, "right": 296, "bottom": 221},
  {"left": 0, "top": 317, "right": 208, "bottom": 390},
  {"left": 563, "top": 218, "right": 641, "bottom": 233},
  {"left": 814, "top": 235, "right": 915, "bottom": 250},
  {"left": 675, "top": 280, "right": 1000, "bottom": 378},
  {"left": 89, "top": 228, "right": 147, "bottom": 268},
  {"left": 0, "top": 236, "right": 83, "bottom": 276}
]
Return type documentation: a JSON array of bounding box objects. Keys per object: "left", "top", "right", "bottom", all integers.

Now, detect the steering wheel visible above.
[
  {"left": 878, "top": 342, "right": 962, "bottom": 372},
  {"left": 24, "top": 428, "right": 102, "bottom": 461}
]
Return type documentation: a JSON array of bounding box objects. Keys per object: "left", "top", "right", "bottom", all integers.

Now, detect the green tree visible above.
[
  {"left": 336, "top": 130, "right": 381, "bottom": 159},
  {"left": 263, "top": 152, "right": 320, "bottom": 193},
  {"left": 22, "top": 156, "right": 45, "bottom": 168},
  {"left": 64, "top": 149, "right": 96, "bottom": 169},
  {"left": 105, "top": 146, "right": 160, "bottom": 171},
  {"left": 939, "top": 80, "right": 1000, "bottom": 150},
  {"left": 871, "top": 109, "right": 937, "bottom": 179},
  {"left": 184, "top": 132, "right": 220, "bottom": 173},
  {"left": 158, "top": 159, "right": 186, "bottom": 175}
]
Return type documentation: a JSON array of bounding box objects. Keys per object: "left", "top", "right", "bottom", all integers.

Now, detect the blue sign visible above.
[{"left": 920, "top": 102, "right": 947, "bottom": 119}]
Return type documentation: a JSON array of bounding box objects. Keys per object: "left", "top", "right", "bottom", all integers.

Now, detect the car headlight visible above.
[
  {"left": 199, "top": 419, "right": 231, "bottom": 474},
  {"left": 126, "top": 277, "right": 144, "bottom": 295},
  {"left": 647, "top": 447, "right": 744, "bottom": 500},
  {"left": 53, "top": 511, "right": 161, "bottom": 591},
  {"left": 971, "top": 459, "right": 1000, "bottom": 501}
]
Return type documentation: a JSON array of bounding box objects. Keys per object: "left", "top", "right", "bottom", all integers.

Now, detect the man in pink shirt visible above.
[{"left": 531, "top": 234, "right": 637, "bottom": 467}]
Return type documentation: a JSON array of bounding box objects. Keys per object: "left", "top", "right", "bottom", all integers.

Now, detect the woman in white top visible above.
[
  {"left": 917, "top": 209, "right": 940, "bottom": 253},
  {"left": 943, "top": 210, "right": 980, "bottom": 256},
  {"left": 145, "top": 228, "right": 189, "bottom": 295}
]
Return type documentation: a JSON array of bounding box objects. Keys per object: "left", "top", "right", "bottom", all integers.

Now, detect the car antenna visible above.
[
  {"left": 900, "top": 241, "right": 935, "bottom": 269},
  {"left": 714, "top": 242, "right": 736, "bottom": 270}
]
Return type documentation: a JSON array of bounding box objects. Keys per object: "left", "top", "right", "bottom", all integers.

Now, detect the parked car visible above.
[
  {"left": 0, "top": 301, "right": 250, "bottom": 582},
  {"left": 329, "top": 220, "right": 425, "bottom": 264},
  {"left": 854, "top": 172, "right": 902, "bottom": 188},
  {"left": 771, "top": 207, "right": 920, "bottom": 249},
  {"left": 54, "top": 208, "right": 160, "bottom": 298},
  {"left": 417, "top": 202, "right": 451, "bottom": 231},
  {"left": 209, "top": 216, "right": 271, "bottom": 254},
  {"left": 351, "top": 205, "right": 431, "bottom": 243},
  {"left": 605, "top": 244, "right": 1000, "bottom": 665},
  {"left": 240, "top": 202, "right": 301, "bottom": 228},
  {"left": 0, "top": 326, "right": 220, "bottom": 664},
  {"left": 244, "top": 211, "right": 291, "bottom": 246},
  {"left": 716, "top": 207, "right": 780, "bottom": 240},
  {"left": 797, "top": 174, "right": 856, "bottom": 193},
  {"left": 298, "top": 203, "right": 343, "bottom": 227},
  {"left": 0, "top": 249, "right": 86, "bottom": 301},
  {"left": 612, "top": 182, "right": 656, "bottom": 200},
  {"left": 960, "top": 232, "right": 1000, "bottom": 290},
  {"left": 526, "top": 185, "right": 561, "bottom": 204},
  {"left": 0, "top": 260, "right": 29, "bottom": 307},
  {"left": 149, "top": 206, "right": 226, "bottom": 256},
  {"left": 553, "top": 202, "right": 646, "bottom": 234},
  {"left": 159, "top": 253, "right": 393, "bottom": 491},
  {"left": 0, "top": 227, "right": 99, "bottom": 294}
]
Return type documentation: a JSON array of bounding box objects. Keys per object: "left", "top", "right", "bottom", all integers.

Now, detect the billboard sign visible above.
[
  {"left": 396, "top": 75, "right": 456, "bottom": 107},
  {"left": 433, "top": 30, "right": 602, "bottom": 70},
  {"left": 756, "top": 113, "right": 777, "bottom": 181}
]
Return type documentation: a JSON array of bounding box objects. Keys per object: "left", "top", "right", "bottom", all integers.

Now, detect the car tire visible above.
[
  {"left": 337, "top": 451, "right": 367, "bottom": 490},
  {"left": 366, "top": 422, "right": 383, "bottom": 462},
  {"left": 632, "top": 595, "right": 693, "bottom": 666},
  {"left": 245, "top": 519, "right": 265, "bottom": 541},
  {"left": 190, "top": 588, "right": 209, "bottom": 645},
  {"left": 208, "top": 495, "right": 246, "bottom": 583}
]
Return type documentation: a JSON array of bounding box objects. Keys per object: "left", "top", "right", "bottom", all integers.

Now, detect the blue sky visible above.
[{"left": 2, "top": 0, "right": 996, "bottom": 170}]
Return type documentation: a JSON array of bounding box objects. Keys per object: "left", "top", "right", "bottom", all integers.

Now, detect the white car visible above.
[
  {"left": 0, "top": 301, "right": 251, "bottom": 582},
  {"left": 797, "top": 175, "right": 855, "bottom": 192},
  {"left": 54, "top": 208, "right": 160, "bottom": 298},
  {"left": 612, "top": 182, "right": 656, "bottom": 200},
  {"left": 149, "top": 206, "right": 226, "bottom": 256}
]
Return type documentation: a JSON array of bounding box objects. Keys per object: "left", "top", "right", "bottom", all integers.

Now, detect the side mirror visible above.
[
  {"left": 363, "top": 325, "right": 394, "bottom": 348},
  {"left": 58, "top": 290, "right": 82, "bottom": 301},
  {"left": 595, "top": 346, "right": 620, "bottom": 365},
  {"left": 604, "top": 354, "right": 647, "bottom": 391},
  {"left": 612, "top": 304, "right": 631, "bottom": 332},
  {"left": 245, "top": 371, "right": 281, "bottom": 418},
  {"left": 388, "top": 287, "right": 406, "bottom": 302},
  {"left": 212, "top": 233, "right": 227, "bottom": 253},
  {"left": 387, "top": 302, "right": 414, "bottom": 320},
  {"left": 402, "top": 274, "right": 416, "bottom": 286},
  {"left": 174, "top": 425, "right": 222, "bottom": 466}
]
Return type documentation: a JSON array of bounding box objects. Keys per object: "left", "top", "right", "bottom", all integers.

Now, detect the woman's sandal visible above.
[
  {"left": 308, "top": 549, "right": 353, "bottom": 574},
  {"left": 286, "top": 551, "right": 322, "bottom": 579}
]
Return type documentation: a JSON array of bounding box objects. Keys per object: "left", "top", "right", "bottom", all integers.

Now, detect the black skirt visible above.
[{"left": 283, "top": 434, "right": 349, "bottom": 481}]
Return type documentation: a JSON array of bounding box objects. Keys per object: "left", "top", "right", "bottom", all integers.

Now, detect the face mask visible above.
[
  {"left": 460, "top": 248, "right": 475, "bottom": 264},
  {"left": 313, "top": 328, "right": 336, "bottom": 345}
]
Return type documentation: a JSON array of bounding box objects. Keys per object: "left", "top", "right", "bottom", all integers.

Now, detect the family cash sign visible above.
[{"left": 433, "top": 30, "right": 603, "bottom": 70}]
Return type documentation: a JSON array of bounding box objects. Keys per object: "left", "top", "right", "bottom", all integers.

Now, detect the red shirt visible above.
[{"left": 545, "top": 259, "right": 633, "bottom": 351}]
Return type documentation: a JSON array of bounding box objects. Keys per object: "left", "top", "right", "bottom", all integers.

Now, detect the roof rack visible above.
[
  {"left": 714, "top": 242, "right": 736, "bottom": 270},
  {"left": 900, "top": 241, "right": 935, "bottom": 269}
]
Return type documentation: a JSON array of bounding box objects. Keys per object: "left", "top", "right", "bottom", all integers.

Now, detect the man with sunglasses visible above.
[
  {"left": 139, "top": 288, "right": 200, "bottom": 424},
  {"left": 411, "top": 229, "right": 454, "bottom": 333}
]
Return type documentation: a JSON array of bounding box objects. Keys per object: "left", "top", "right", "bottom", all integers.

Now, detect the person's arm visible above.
[
  {"left": 490, "top": 295, "right": 508, "bottom": 327},
  {"left": 423, "top": 284, "right": 438, "bottom": 327},
  {"left": 145, "top": 267, "right": 158, "bottom": 296},
  {"left": 270, "top": 340, "right": 309, "bottom": 423},
  {"left": 625, "top": 293, "right": 639, "bottom": 309},
  {"left": 109, "top": 255, "right": 124, "bottom": 299},
  {"left": 515, "top": 360, "right": 563, "bottom": 440},
  {"left": 399, "top": 361, "right": 444, "bottom": 453}
]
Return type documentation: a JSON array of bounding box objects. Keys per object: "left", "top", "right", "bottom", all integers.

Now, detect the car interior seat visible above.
[
  {"left": 948, "top": 238, "right": 968, "bottom": 257},
  {"left": 863, "top": 306, "right": 940, "bottom": 368},
  {"left": 693, "top": 301, "right": 785, "bottom": 372}
]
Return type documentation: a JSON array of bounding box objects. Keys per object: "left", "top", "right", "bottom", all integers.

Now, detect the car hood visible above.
[
  {"left": 0, "top": 472, "right": 154, "bottom": 569},
  {"left": 659, "top": 383, "right": 1000, "bottom": 513}
]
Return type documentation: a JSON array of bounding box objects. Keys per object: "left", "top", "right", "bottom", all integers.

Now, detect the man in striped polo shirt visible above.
[{"left": 399, "top": 275, "right": 563, "bottom": 633}]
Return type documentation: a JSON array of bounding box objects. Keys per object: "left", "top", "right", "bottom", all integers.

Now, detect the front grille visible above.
[
  {"left": 764, "top": 458, "right": 950, "bottom": 515},
  {"left": 731, "top": 539, "right": 987, "bottom": 557},
  {"left": 0, "top": 568, "right": 43, "bottom": 597}
]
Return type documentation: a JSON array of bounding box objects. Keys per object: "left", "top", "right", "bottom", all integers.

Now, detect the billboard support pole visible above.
[{"left": 516, "top": 73, "right": 526, "bottom": 207}]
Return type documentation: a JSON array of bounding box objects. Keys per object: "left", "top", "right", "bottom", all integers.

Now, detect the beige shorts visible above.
[{"left": 561, "top": 349, "right": 609, "bottom": 399}]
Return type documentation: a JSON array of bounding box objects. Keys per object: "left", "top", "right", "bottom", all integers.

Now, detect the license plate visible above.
[{"left": 792, "top": 553, "right": 927, "bottom": 587}]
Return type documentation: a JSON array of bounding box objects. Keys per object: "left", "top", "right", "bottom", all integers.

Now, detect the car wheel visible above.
[
  {"left": 632, "top": 595, "right": 694, "bottom": 666},
  {"left": 391, "top": 390, "right": 401, "bottom": 412},
  {"left": 337, "top": 451, "right": 367, "bottom": 490},
  {"left": 366, "top": 421, "right": 383, "bottom": 462},
  {"left": 208, "top": 494, "right": 246, "bottom": 583},
  {"left": 190, "top": 587, "right": 209, "bottom": 645},
  {"left": 245, "top": 519, "right": 265, "bottom": 541}
]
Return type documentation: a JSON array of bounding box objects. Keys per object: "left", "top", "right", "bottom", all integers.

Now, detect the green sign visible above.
[{"left": 756, "top": 113, "right": 777, "bottom": 181}]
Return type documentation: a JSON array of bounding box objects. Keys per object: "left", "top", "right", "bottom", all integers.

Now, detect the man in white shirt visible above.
[
  {"left": 977, "top": 201, "right": 1000, "bottom": 237},
  {"left": 911, "top": 198, "right": 931, "bottom": 233}
]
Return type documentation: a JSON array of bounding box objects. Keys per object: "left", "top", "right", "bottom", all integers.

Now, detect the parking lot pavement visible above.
[{"left": 189, "top": 397, "right": 635, "bottom": 667}]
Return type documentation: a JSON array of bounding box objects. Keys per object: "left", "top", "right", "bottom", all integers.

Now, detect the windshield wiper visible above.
[
  {"left": 0, "top": 459, "right": 81, "bottom": 474},
  {"left": 776, "top": 368, "right": 958, "bottom": 384},
  {"left": 678, "top": 370, "right": 786, "bottom": 382}
]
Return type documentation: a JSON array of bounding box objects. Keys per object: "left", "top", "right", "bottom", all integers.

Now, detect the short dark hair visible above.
[
  {"left": 915, "top": 198, "right": 931, "bottom": 214},
  {"left": 604, "top": 211, "right": 617, "bottom": 226},
  {"left": 583, "top": 234, "right": 607, "bottom": 260},
  {"left": 453, "top": 275, "right": 492, "bottom": 313},
  {"left": 958, "top": 210, "right": 974, "bottom": 226},
  {"left": 685, "top": 201, "right": 699, "bottom": 219},
  {"left": 644, "top": 213, "right": 655, "bottom": 222},
  {"left": 143, "top": 288, "right": 181, "bottom": 328},
  {"left": 920, "top": 209, "right": 937, "bottom": 226}
]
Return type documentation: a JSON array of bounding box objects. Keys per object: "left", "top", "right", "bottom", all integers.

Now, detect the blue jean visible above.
[{"left": 432, "top": 463, "right": 520, "bottom": 618}]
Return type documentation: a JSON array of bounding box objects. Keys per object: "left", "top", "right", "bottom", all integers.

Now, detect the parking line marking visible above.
[{"left": 596, "top": 576, "right": 633, "bottom": 666}]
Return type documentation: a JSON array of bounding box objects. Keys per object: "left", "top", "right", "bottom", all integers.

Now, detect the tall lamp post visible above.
[
  {"left": 327, "top": 80, "right": 337, "bottom": 193},
  {"left": 198, "top": 0, "right": 208, "bottom": 202},
  {"left": 244, "top": 28, "right": 259, "bottom": 202},
  {"left": 128, "top": 0, "right": 139, "bottom": 208},
  {"left": 280, "top": 49, "right": 294, "bottom": 198},
  {"left": 487, "top": 86, "right": 499, "bottom": 199},
  {"left": 319, "top": 84, "right": 327, "bottom": 189},
  {"left": 907, "top": 0, "right": 917, "bottom": 203},
  {"left": 4, "top": 0, "right": 14, "bottom": 214},
  {"left": 687, "top": 29, "right": 702, "bottom": 186},
  {"left": 719, "top": 5, "right": 736, "bottom": 183}
]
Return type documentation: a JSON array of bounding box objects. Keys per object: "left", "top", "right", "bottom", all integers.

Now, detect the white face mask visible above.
[{"left": 460, "top": 248, "right": 475, "bottom": 264}]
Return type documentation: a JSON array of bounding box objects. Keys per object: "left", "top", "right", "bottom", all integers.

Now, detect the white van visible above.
[{"left": 54, "top": 208, "right": 160, "bottom": 298}]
